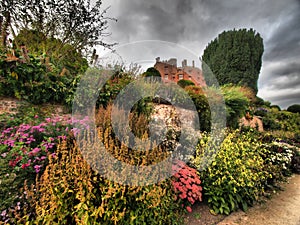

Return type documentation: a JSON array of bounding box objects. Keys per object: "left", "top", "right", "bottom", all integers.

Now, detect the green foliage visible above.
[
  {"left": 15, "top": 29, "right": 89, "bottom": 77},
  {"left": 202, "top": 28, "right": 264, "bottom": 93},
  {"left": 143, "top": 67, "right": 161, "bottom": 78},
  {"left": 287, "top": 104, "right": 300, "bottom": 114},
  {"left": 16, "top": 140, "right": 183, "bottom": 225},
  {"left": 177, "top": 79, "right": 195, "bottom": 88},
  {"left": 191, "top": 130, "right": 297, "bottom": 215},
  {"left": 192, "top": 131, "right": 269, "bottom": 215},
  {"left": 185, "top": 86, "right": 211, "bottom": 132},
  {"left": 270, "top": 105, "right": 281, "bottom": 111},
  {"left": 262, "top": 110, "right": 300, "bottom": 133},
  {"left": 184, "top": 85, "right": 249, "bottom": 131},
  {"left": 221, "top": 85, "right": 249, "bottom": 128},
  {"left": 0, "top": 0, "right": 115, "bottom": 52},
  {"left": 96, "top": 68, "right": 133, "bottom": 108},
  {"left": 0, "top": 48, "right": 84, "bottom": 107}
]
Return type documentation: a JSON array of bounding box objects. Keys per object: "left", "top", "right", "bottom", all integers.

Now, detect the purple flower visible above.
[
  {"left": 45, "top": 118, "right": 51, "bottom": 123},
  {"left": 28, "top": 147, "right": 41, "bottom": 156},
  {"left": 34, "top": 165, "right": 42, "bottom": 173},
  {"left": 58, "top": 135, "right": 67, "bottom": 140}
]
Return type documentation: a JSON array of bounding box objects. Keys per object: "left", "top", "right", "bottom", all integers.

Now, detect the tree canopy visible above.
[
  {"left": 0, "top": 0, "right": 116, "bottom": 53},
  {"left": 287, "top": 104, "right": 300, "bottom": 113},
  {"left": 202, "top": 28, "right": 264, "bottom": 94},
  {"left": 143, "top": 67, "right": 161, "bottom": 78}
]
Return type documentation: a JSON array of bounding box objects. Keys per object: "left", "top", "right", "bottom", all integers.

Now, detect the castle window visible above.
[
  {"left": 178, "top": 74, "right": 183, "bottom": 80},
  {"left": 165, "top": 74, "right": 169, "bottom": 79}
]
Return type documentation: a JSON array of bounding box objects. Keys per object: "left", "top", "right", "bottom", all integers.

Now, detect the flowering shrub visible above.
[
  {"left": 262, "top": 140, "right": 296, "bottom": 182},
  {"left": 192, "top": 131, "right": 270, "bottom": 215},
  {"left": 0, "top": 115, "right": 91, "bottom": 216},
  {"left": 172, "top": 160, "right": 202, "bottom": 212},
  {"left": 8, "top": 141, "right": 183, "bottom": 225},
  {"left": 0, "top": 116, "right": 73, "bottom": 174}
]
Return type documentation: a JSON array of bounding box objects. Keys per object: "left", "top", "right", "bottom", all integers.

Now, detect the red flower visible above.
[{"left": 186, "top": 206, "right": 192, "bottom": 213}]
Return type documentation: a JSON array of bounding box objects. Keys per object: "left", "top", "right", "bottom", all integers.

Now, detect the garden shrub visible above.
[
  {"left": 263, "top": 110, "right": 300, "bottom": 133},
  {"left": 261, "top": 141, "right": 295, "bottom": 182},
  {"left": 221, "top": 85, "right": 249, "bottom": 128},
  {"left": 185, "top": 85, "right": 250, "bottom": 131},
  {"left": 16, "top": 140, "right": 183, "bottom": 225},
  {"left": 0, "top": 47, "right": 83, "bottom": 107},
  {"left": 191, "top": 130, "right": 298, "bottom": 215},
  {"left": 0, "top": 115, "right": 76, "bottom": 214},
  {"left": 287, "top": 104, "right": 300, "bottom": 114},
  {"left": 185, "top": 87, "right": 211, "bottom": 132},
  {"left": 172, "top": 160, "right": 202, "bottom": 212},
  {"left": 254, "top": 107, "right": 268, "bottom": 117},
  {"left": 177, "top": 79, "right": 195, "bottom": 88},
  {"left": 192, "top": 131, "right": 270, "bottom": 214}
]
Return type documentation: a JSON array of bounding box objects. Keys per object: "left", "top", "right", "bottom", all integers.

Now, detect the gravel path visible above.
[{"left": 218, "top": 174, "right": 300, "bottom": 225}]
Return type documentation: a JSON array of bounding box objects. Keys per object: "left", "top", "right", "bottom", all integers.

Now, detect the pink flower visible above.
[
  {"left": 34, "top": 165, "right": 42, "bottom": 173},
  {"left": 38, "top": 128, "right": 45, "bottom": 132},
  {"left": 34, "top": 115, "right": 39, "bottom": 118},
  {"left": 186, "top": 206, "right": 192, "bottom": 213},
  {"left": 28, "top": 147, "right": 41, "bottom": 156}
]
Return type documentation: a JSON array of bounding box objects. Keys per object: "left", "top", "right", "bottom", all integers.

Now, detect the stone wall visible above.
[
  {"left": 0, "top": 97, "right": 67, "bottom": 116},
  {"left": 0, "top": 97, "right": 20, "bottom": 114}
]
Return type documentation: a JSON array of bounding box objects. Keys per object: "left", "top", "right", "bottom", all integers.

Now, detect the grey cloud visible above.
[
  {"left": 264, "top": 1, "right": 300, "bottom": 61},
  {"left": 273, "top": 62, "right": 300, "bottom": 77},
  {"left": 272, "top": 76, "right": 300, "bottom": 89},
  {"left": 103, "top": 0, "right": 300, "bottom": 108}
]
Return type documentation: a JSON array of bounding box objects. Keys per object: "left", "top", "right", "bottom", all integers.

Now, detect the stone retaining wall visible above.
[
  {"left": 0, "top": 97, "right": 20, "bottom": 114},
  {"left": 0, "top": 97, "right": 67, "bottom": 116}
]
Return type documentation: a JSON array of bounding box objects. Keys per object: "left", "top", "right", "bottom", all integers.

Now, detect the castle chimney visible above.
[
  {"left": 156, "top": 57, "right": 160, "bottom": 63},
  {"left": 182, "top": 59, "right": 187, "bottom": 67},
  {"left": 192, "top": 60, "right": 195, "bottom": 68}
]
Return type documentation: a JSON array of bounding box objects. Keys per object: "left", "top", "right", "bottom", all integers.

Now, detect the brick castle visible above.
[{"left": 154, "top": 57, "right": 206, "bottom": 87}]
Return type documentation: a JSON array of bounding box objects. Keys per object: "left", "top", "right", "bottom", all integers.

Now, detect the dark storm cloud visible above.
[
  {"left": 264, "top": 2, "right": 300, "bottom": 61},
  {"left": 102, "top": 0, "right": 300, "bottom": 108},
  {"left": 108, "top": 0, "right": 289, "bottom": 45},
  {"left": 273, "top": 62, "right": 300, "bottom": 77},
  {"left": 108, "top": 0, "right": 198, "bottom": 43},
  {"left": 258, "top": 0, "right": 300, "bottom": 107}
]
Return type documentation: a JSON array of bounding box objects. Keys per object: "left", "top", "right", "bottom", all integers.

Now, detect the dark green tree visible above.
[
  {"left": 202, "top": 28, "right": 264, "bottom": 94},
  {"left": 143, "top": 67, "right": 161, "bottom": 78},
  {"left": 287, "top": 104, "right": 300, "bottom": 113}
]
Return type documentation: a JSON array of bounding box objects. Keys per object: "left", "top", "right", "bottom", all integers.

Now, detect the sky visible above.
[{"left": 100, "top": 0, "right": 300, "bottom": 109}]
